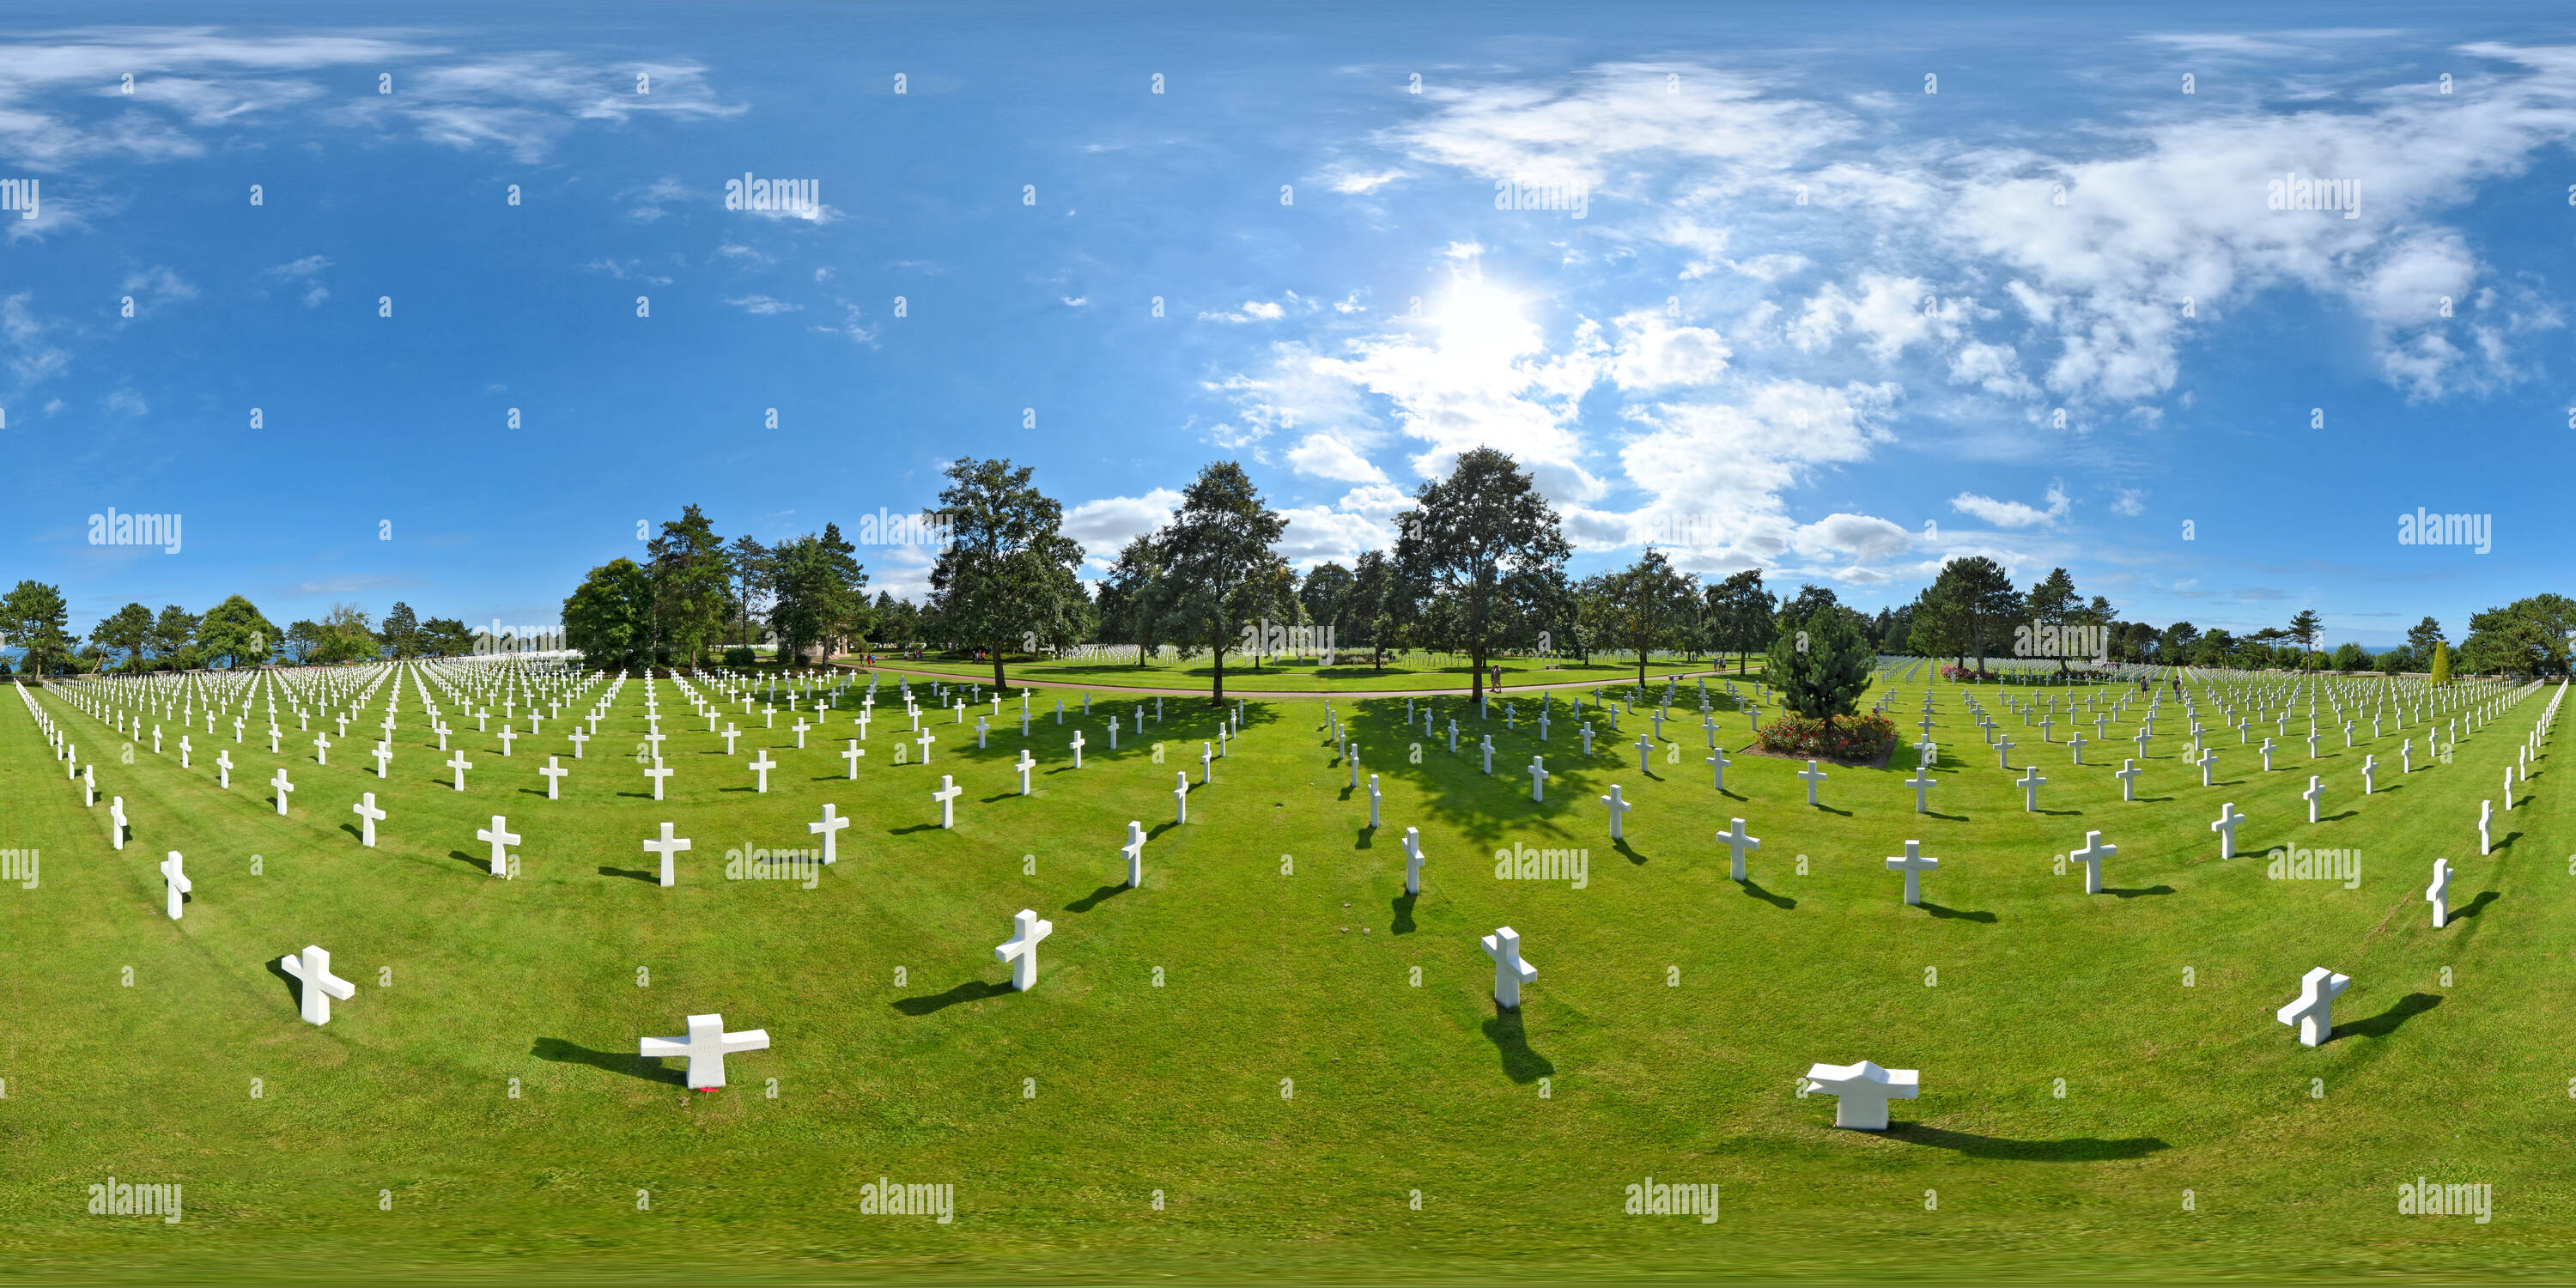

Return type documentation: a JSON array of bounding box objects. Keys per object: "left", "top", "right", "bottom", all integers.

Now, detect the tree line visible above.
[{"left": 0, "top": 581, "right": 483, "bottom": 676}]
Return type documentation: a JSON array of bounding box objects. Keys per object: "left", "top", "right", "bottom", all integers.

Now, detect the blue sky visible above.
[{"left": 5, "top": 2, "right": 2573, "bottom": 649}]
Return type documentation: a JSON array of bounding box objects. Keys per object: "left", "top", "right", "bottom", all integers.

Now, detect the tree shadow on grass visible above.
[
  {"left": 1391, "top": 891, "right": 1418, "bottom": 934},
  {"left": 2452, "top": 890, "right": 2500, "bottom": 921},
  {"left": 597, "top": 866, "right": 659, "bottom": 884},
  {"left": 2336, "top": 992, "right": 2442, "bottom": 1041},
  {"left": 1481, "top": 1005, "right": 1553, "bottom": 1084},
  {"left": 894, "top": 980, "right": 1016, "bottom": 1016},
  {"left": 1921, "top": 901, "right": 1996, "bottom": 923},
  {"left": 2107, "top": 884, "right": 2177, "bottom": 899},
  {"left": 1065, "top": 882, "right": 1128, "bottom": 914},
  {"left": 532, "top": 1036, "right": 684, "bottom": 1086},
  {"left": 1882, "top": 1123, "right": 2168, "bottom": 1161},
  {"left": 1740, "top": 878, "right": 1795, "bottom": 909}
]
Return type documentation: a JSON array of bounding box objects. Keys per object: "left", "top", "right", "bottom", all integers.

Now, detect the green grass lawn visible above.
[
  {"left": 867, "top": 651, "right": 1750, "bottom": 694},
  {"left": 1, "top": 661, "right": 2567, "bottom": 1281}
]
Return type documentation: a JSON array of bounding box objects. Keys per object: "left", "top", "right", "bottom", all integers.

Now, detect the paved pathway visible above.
[{"left": 836, "top": 662, "right": 1751, "bottom": 701}]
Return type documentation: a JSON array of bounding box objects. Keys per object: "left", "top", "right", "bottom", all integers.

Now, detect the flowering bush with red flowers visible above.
[
  {"left": 1941, "top": 665, "right": 1997, "bottom": 683},
  {"left": 1754, "top": 712, "right": 1897, "bottom": 763}
]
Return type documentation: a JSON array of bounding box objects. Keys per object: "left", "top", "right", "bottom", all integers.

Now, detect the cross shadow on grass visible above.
[
  {"left": 886, "top": 823, "right": 944, "bottom": 835},
  {"left": 2107, "top": 884, "right": 2177, "bottom": 899},
  {"left": 1740, "top": 878, "right": 1795, "bottom": 909},
  {"left": 2336, "top": 992, "right": 2441, "bottom": 1040},
  {"left": 2494, "top": 831, "right": 2523, "bottom": 853},
  {"left": 2320, "top": 810, "right": 2360, "bottom": 823},
  {"left": 446, "top": 849, "right": 490, "bottom": 872},
  {"left": 338, "top": 822, "right": 363, "bottom": 842},
  {"left": 263, "top": 956, "right": 303, "bottom": 1009},
  {"left": 2452, "top": 890, "right": 2500, "bottom": 921},
  {"left": 1391, "top": 892, "right": 1418, "bottom": 934},
  {"left": 1921, "top": 901, "right": 1996, "bottom": 922},
  {"left": 532, "top": 1036, "right": 684, "bottom": 1086},
  {"left": 894, "top": 980, "right": 1015, "bottom": 1016},
  {"left": 1065, "top": 883, "right": 1129, "bottom": 914},
  {"left": 1880, "top": 1124, "right": 2170, "bottom": 1161},
  {"left": 1613, "top": 838, "right": 1647, "bottom": 866},
  {"left": 1481, "top": 1005, "right": 1553, "bottom": 1084},
  {"left": 597, "top": 866, "right": 659, "bottom": 884}
]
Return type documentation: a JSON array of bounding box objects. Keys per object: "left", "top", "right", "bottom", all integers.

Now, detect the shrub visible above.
[
  {"left": 723, "top": 647, "right": 757, "bottom": 667},
  {"left": 1755, "top": 711, "right": 1897, "bottom": 763}
]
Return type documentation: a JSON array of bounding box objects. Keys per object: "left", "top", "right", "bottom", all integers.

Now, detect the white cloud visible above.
[
  {"left": 1284, "top": 432, "right": 1387, "bottom": 483},
  {"left": 1334, "top": 483, "right": 1411, "bottom": 516},
  {"left": 1063, "top": 488, "right": 1182, "bottom": 558},
  {"left": 117, "top": 265, "right": 197, "bottom": 316},
  {"left": 1608, "top": 308, "right": 1729, "bottom": 391},
  {"left": 105, "top": 387, "right": 147, "bottom": 416},
  {"left": 1949, "top": 483, "right": 2071, "bottom": 529},
  {"left": 2112, "top": 488, "right": 2147, "bottom": 517},
  {"left": 726, "top": 295, "right": 799, "bottom": 315},
  {"left": 1199, "top": 300, "right": 1285, "bottom": 323},
  {"left": 1276, "top": 504, "right": 1393, "bottom": 568}
]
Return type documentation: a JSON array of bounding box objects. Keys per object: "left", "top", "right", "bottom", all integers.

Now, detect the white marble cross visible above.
[
  {"left": 270, "top": 767, "right": 295, "bottom": 815},
  {"left": 2110, "top": 756, "right": 2140, "bottom": 802},
  {"left": 2211, "top": 801, "right": 2245, "bottom": 859},
  {"left": 1904, "top": 767, "right": 1935, "bottom": 813},
  {"left": 644, "top": 821, "right": 690, "bottom": 887},
  {"left": 1634, "top": 733, "right": 1653, "bottom": 773},
  {"left": 280, "top": 945, "right": 355, "bottom": 1025},
  {"left": 1402, "top": 826, "right": 1427, "bottom": 894},
  {"left": 645, "top": 760, "right": 672, "bottom": 800},
  {"left": 2478, "top": 799, "right": 2492, "bottom": 854},
  {"left": 994, "top": 908, "right": 1054, "bottom": 990},
  {"left": 914, "top": 729, "right": 935, "bottom": 764},
  {"left": 811, "top": 803, "right": 849, "bottom": 862},
  {"left": 160, "top": 851, "right": 191, "bottom": 920},
  {"left": 2504, "top": 765, "right": 2516, "bottom": 811},
  {"left": 933, "top": 775, "right": 962, "bottom": 828},
  {"left": 2018, "top": 764, "right": 2046, "bottom": 812},
  {"left": 1528, "top": 756, "right": 1548, "bottom": 802},
  {"left": 570, "top": 729, "right": 589, "bottom": 760},
  {"left": 477, "top": 815, "right": 520, "bottom": 877},
  {"left": 1797, "top": 760, "right": 1827, "bottom": 806},
  {"left": 748, "top": 750, "right": 777, "bottom": 793},
  {"left": 641, "top": 1012, "right": 769, "bottom": 1090},
  {"left": 372, "top": 743, "right": 391, "bottom": 778},
  {"left": 1886, "top": 840, "right": 1937, "bottom": 905},
  {"left": 352, "top": 793, "right": 386, "bottom": 847},
  {"left": 313, "top": 732, "right": 331, "bottom": 765},
  {"left": 1720, "top": 817, "right": 1759, "bottom": 880},
  {"left": 2070, "top": 829, "right": 2115, "bottom": 894},
  {"left": 1995, "top": 733, "right": 2014, "bottom": 768},
  {"left": 1802, "top": 1060, "right": 1917, "bottom": 1130},
  {"left": 722, "top": 725, "right": 741, "bottom": 754},
  {"left": 1068, "top": 729, "right": 1085, "bottom": 769},
  {"left": 843, "top": 739, "right": 864, "bottom": 780},
  {"left": 1601, "top": 783, "right": 1631, "bottom": 840},
  {"left": 539, "top": 756, "right": 568, "bottom": 799},
  {"left": 497, "top": 726, "right": 516, "bottom": 756},
  {"left": 1173, "top": 770, "right": 1189, "bottom": 823},
  {"left": 2425, "top": 858, "right": 2453, "bottom": 928},
  {"left": 1122, "top": 820, "right": 1145, "bottom": 888},
  {"left": 2275, "top": 966, "right": 2349, "bottom": 1047},
  {"left": 447, "top": 750, "right": 472, "bottom": 791},
  {"left": 1480, "top": 926, "right": 1537, "bottom": 1008},
  {"left": 106, "top": 796, "right": 128, "bottom": 850}
]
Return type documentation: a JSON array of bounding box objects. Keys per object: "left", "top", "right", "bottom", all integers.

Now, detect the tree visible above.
[
  {"left": 416, "top": 617, "right": 475, "bottom": 658},
  {"left": 150, "top": 605, "right": 199, "bottom": 667},
  {"left": 2330, "top": 641, "right": 2369, "bottom": 672},
  {"left": 1941, "top": 556, "right": 2020, "bottom": 672},
  {"left": 924, "top": 457, "right": 1090, "bottom": 690},
  {"left": 647, "top": 505, "right": 729, "bottom": 667},
  {"left": 2406, "top": 616, "right": 2447, "bottom": 658},
  {"left": 0, "top": 580, "right": 74, "bottom": 677},
  {"left": 314, "top": 602, "right": 377, "bottom": 664},
  {"left": 563, "top": 560, "right": 655, "bottom": 670},
  {"left": 197, "top": 595, "right": 277, "bottom": 669},
  {"left": 1578, "top": 548, "right": 1699, "bottom": 687},
  {"left": 1706, "top": 570, "right": 1774, "bottom": 672},
  {"left": 726, "top": 535, "right": 772, "bottom": 649},
  {"left": 2429, "top": 640, "right": 2451, "bottom": 685},
  {"left": 1392, "top": 448, "right": 1571, "bottom": 707},
  {"left": 1346, "top": 548, "right": 1411, "bottom": 670},
  {"left": 1766, "top": 598, "right": 1873, "bottom": 726},
  {"left": 1906, "top": 579, "right": 1964, "bottom": 666},
  {"left": 2023, "top": 568, "right": 2080, "bottom": 674},
  {"left": 2377, "top": 644, "right": 2418, "bottom": 674},
  {"left": 1095, "top": 535, "right": 1170, "bottom": 668},
  {"left": 771, "top": 524, "right": 872, "bottom": 665},
  {"left": 2286, "top": 609, "right": 2322, "bottom": 665},
  {"left": 1155, "top": 460, "right": 1287, "bottom": 703},
  {"left": 2457, "top": 594, "right": 2576, "bottom": 677},
  {"left": 1298, "top": 562, "right": 1357, "bottom": 659},
  {"left": 380, "top": 601, "right": 420, "bottom": 659},
  {"left": 283, "top": 619, "right": 321, "bottom": 664},
  {"left": 94, "top": 602, "right": 155, "bottom": 673}
]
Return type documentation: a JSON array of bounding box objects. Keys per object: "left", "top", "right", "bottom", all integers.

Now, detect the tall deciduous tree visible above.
[
  {"left": 1935, "top": 556, "right": 2020, "bottom": 672},
  {"left": 1705, "top": 570, "right": 1774, "bottom": 673},
  {"left": 924, "top": 457, "right": 1089, "bottom": 690},
  {"left": 1156, "top": 460, "right": 1287, "bottom": 703},
  {"left": 1392, "top": 447, "right": 1570, "bottom": 706},
  {"left": 562, "top": 558, "right": 655, "bottom": 671},
  {"left": 197, "top": 595, "right": 277, "bottom": 669},
  {"left": 726, "top": 535, "right": 772, "bottom": 648},
  {"left": 1579, "top": 548, "right": 1699, "bottom": 687},
  {"left": 770, "top": 524, "right": 871, "bottom": 665},
  {"left": 1096, "top": 534, "right": 1170, "bottom": 669},
  {"left": 95, "top": 602, "right": 155, "bottom": 672}
]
